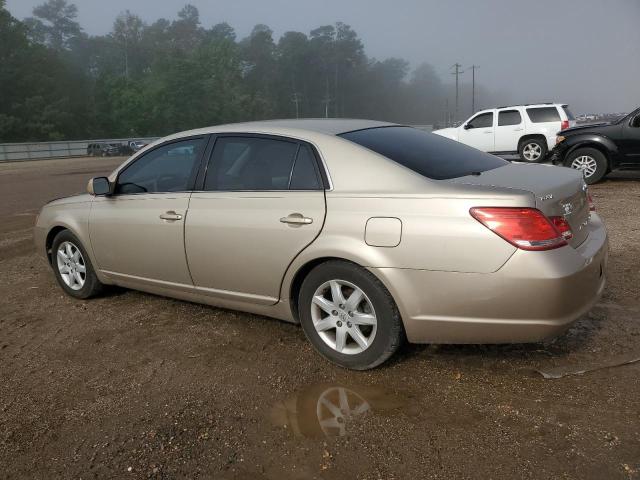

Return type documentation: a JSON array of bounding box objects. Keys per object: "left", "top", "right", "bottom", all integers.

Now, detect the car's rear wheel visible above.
[
  {"left": 298, "top": 260, "right": 404, "bottom": 370},
  {"left": 518, "top": 137, "right": 547, "bottom": 162},
  {"left": 51, "top": 230, "right": 104, "bottom": 299},
  {"left": 564, "top": 147, "right": 607, "bottom": 184}
]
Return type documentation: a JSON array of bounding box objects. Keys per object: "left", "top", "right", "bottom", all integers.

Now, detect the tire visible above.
[
  {"left": 564, "top": 147, "right": 608, "bottom": 184},
  {"left": 518, "top": 137, "right": 547, "bottom": 163},
  {"left": 298, "top": 260, "right": 404, "bottom": 370},
  {"left": 51, "top": 230, "right": 104, "bottom": 299}
]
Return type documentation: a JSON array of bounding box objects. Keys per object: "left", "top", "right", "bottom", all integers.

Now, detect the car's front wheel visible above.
[
  {"left": 564, "top": 147, "right": 608, "bottom": 184},
  {"left": 51, "top": 230, "right": 104, "bottom": 299},
  {"left": 298, "top": 260, "right": 404, "bottom": 370},
  {"left": 518, "top": 138, "right": 547, "bottom": 162}
]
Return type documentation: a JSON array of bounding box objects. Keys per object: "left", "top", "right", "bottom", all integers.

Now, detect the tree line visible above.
[{"left": 0, "top": 0, "right": 509, "bottom": 143}]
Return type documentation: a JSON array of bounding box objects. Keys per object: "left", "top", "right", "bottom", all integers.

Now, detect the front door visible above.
[
  {"left": 621, "top": 111, "right": 640, "bottom": 161},
  {"left": 458, "top": 111, "right": 495, "bottom": 152},
  {"left": 185, "top": 135, "right": 326, "bottom": 304},
  {"left": 90, "top": 136, "right": 207, "bottom": 285}
]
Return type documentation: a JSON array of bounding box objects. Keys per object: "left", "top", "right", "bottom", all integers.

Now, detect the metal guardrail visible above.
[
  {"left": 0, "top": 137, "right": 159, "bottom": 162},
  {"left": 0, "top": 126, "right": 435, "bottom": 163}
]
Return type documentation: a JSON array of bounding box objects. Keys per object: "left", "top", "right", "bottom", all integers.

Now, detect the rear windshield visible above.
[
  {"left": 526, "top": 107, "right": 561, "bottom": 123},
  {"left": 562, "top": 105, "right": 575, "bottom": 120},
  {"left": 339, "top": 126, "right": 507, "bottom": 180}
]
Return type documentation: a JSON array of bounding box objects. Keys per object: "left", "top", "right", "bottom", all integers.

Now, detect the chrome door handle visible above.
[
  {"left": 280, "top": 213, "right": 313, "bottom": 225},
  {"left": 159, "top": 211, "right": 183, "bottom": 221}
]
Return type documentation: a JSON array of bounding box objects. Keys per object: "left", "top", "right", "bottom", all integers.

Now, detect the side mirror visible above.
[
  {"left": 632, "top": 115, "right": 640, "bottom": 128},
  {"left": 463, "top": 123, "right": 473, "bottom": 130},
  {"left": 88, "top": 177, "right": 112, "bottom": 196}
]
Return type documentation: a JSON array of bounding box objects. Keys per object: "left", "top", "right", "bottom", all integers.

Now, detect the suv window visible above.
[
  {"left": 339, "top": 126, "right": 507, "bottom": 180},
  {"left": 562, "top": 105, "right": 575, "bottom": 121},
  {"left": 205, "top": 137, "right": 299, "bottom": 191},
  {"left": 498, "top": 110, "right": 522, "bottom": 126},
  {"left": 467, "top": 112, "right": 493, "bottom": 129},
  {"left": 526, "top": 107, "right": 561, "bottom": 123},
  {"left": 115, "top": 138, "right": 204, "bottom": 194}
]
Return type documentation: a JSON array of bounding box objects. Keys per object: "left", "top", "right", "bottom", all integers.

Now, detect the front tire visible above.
[
  {"left": 518, "top": 137, "right": 547, "bottom": 162},
  {"left": 51, "top": 230, "right": 104, "bottom": 299},
  {"left": 298, "top": 260, "right": 404, "bottom": 370},
  {"left": 564, "top": 147, "right": 608, "bottom": 184}
]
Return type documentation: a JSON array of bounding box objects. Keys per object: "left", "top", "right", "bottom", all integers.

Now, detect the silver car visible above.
[{"left": 34, "top": 120, "right": 608, "bottom": 369}]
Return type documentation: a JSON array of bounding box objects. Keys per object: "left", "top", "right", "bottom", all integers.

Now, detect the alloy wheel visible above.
[
  {"left": 56, "top": 241, "right": 86, "bottom": 290},
  {"left": 310, "top": 279, "right": 377, "bottom": 355},
  {"left": 522, "top": 142, "right": 542, "bottom": 161},
  {"left": 570, "top": 155, "right": 597, "bottom": 178}
]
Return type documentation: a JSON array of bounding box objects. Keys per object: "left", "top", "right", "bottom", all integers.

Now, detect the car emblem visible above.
[
  {"left": 539, "top": 194, "right": 553, "bottom": 201},
  {"left": 562, "top": 202, "right": 573, "bottom": 215}
]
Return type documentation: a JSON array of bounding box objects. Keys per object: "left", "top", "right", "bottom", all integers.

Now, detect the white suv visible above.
[{"left": 433, "top": 103, "right": 576, "bottom": 162}]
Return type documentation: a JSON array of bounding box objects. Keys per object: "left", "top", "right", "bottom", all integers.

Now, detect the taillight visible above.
[
  {"left": 560, "top": 120, "right": 569, "bottom": 130},
  {"left": 587, "top": 191, "right": 596, "bottom": 211},
  {"left": 549, "top": 216, "right": 573, "bottom": 240},
  {"left": 470, "top": 207, "right": 568, "bottom": 251}
]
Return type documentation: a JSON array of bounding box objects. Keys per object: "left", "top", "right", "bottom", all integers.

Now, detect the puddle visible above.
[{"left": 270, "top": 383, "right": 408, "bottom": 438}]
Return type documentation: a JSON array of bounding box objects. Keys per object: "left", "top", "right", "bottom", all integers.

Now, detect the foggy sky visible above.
[{"left": 6, "top": 0, "right": 640, "bottom": 115}]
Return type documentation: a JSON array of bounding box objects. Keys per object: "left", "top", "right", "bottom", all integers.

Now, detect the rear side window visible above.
[
  {"left": 339, "top": 126, "right": 507, "bottom": 180},
  {"left": 204, "top": 137, "right": 310, "bottom": 191},
  {"left": 290, "top": 145, "right": 321, "bottom": 190},
  {"left": 526, "top": 107, "right": 561, "bottom": 123},
  {"left": 562, "top": 105, "right": 575, "bottom": 120},
  {"left": 467, "top": 112, "right": 493, "bottom": 128},
  {"left": 498, "top": 110, "right": 522, "bottom": 126}
]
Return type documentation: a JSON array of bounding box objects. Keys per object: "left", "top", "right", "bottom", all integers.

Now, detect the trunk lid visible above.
[{"left": 451, "top": 163, "right": 590, "bottom": 247}]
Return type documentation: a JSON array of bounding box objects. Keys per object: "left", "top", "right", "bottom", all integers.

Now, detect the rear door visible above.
[
  {"left": 185, "top": 135, "right": 326, "bottom": 304},
  {"left": 494, "top": 109, "right": 524, "bottom": 152},
  {"left": 457, "top": 111, "right": 495, "bottom": 152}
]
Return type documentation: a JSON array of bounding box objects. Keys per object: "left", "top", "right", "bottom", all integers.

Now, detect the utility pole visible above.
[
  {"left": 469, "top": 65, "right": 479, "bottom": 113},
  {"left": 291, "top": 92, "right": 301, "bottom": 119},
  {"left": 450, "top": 63, "right": 462, "bottom": 122},
  {"left": 322, "top": 77, "right": 332, "bottom": 118}
]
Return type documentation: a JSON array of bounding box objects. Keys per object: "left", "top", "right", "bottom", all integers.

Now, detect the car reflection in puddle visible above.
[{"left": 270, "top": 383, "right": 407, "bottom": 438}]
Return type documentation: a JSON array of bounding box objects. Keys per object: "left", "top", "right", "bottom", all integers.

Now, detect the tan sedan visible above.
[{"left": 34, "top": 120, "right": 608, "bottom": 369}]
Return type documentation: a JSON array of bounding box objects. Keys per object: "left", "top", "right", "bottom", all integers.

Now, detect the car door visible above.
[
  {"left": 457, "top": 111, "right": 495, "bottom": 152},
  {"left": 89, "top": 136, "right": 207, "bottom": 286},
  {"left": 621, "top": 111, "right": 640, "bottom": 161},
  {"left": 494, "top": 109, "right": 524, "bottom": 152},
  {"left": 185, "top": 135, "right": 326, "bottom": 304}
]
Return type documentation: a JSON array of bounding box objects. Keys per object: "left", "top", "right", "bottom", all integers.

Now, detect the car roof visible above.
[{"left": 168, "top": 118, "right": 398, "bottom": 138}]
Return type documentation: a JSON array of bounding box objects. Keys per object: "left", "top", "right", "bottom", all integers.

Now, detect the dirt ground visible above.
[{"left": 0, "top": 156, "right": 639, "bottom": 479}]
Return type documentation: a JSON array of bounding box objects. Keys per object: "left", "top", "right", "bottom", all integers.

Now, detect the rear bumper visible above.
[{"left": 371, "top": 214, "right": 608, "bottom": 344}]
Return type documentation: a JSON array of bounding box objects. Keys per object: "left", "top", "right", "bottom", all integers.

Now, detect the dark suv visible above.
[
  {"left": 87, "top": 143, "right": 120, "bottom": 157},
  {"left": 551, "top": 107, "right": 640, "bottom": 183}
]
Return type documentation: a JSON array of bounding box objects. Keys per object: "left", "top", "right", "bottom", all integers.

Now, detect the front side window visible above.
[
  {"left": 204, "top": 137, "right": 310, "bottom": 191},
  {"left": 466, "top": 112, "right": 493, "bottom": 129},
  {"left": 115, "top": 138, "right": 204, "bottom": 194},
  {"left": 526, "top": 107, "right": 561, "bottom": 123},
  {"left": 498, "top": 110, "right": 522, "bottom": 126}
]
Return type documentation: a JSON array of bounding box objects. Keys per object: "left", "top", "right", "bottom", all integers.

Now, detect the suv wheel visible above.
[
  {"left": 298, "top": 260, "right": 404, "bottom": 370},
  {"left": 51, "top": 230, "right": 104, "bottom": 299},
  {"left": 519, "top": 138, "right": 547, "bottom": 162},
  {"left": 564, "top": 147, "right": 608, "bottom": 184}
]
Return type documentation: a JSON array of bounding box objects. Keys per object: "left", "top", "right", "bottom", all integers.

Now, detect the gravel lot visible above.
[{"left": 0, "top": 156, "right": 639, "bottom": 479}]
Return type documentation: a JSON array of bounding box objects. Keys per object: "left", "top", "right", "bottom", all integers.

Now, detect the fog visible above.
[{"left": 6, "top": 0, "right": 640, "bottom": 115}]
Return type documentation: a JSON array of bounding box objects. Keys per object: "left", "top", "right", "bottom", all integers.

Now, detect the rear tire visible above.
[
  {"left": 518, "top": 137, "right": 547, "bottom": 162},
  {"left": 51, "top": 230, "right": 104, "bottom": 299},
  {"left": 564, "top": 147, "right": 607, "bottom": 184},
  {"left": 298, "top": 260, "right": 404, "bottom": 370}
]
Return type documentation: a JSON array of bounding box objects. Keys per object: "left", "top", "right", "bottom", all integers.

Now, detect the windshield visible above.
[{"left": 339, "top": 126, "right": 507, "bottom": 180}]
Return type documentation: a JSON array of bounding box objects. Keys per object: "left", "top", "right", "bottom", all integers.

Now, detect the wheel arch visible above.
[
  {"left": 518, "top": 133, "right": 547, "bottom": 149},
  {"left": 45, "top": 225, "right": 69, "bottom": 264},
  {"left": 566, "top": 141, "right": 612, "bottom": 166}
]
